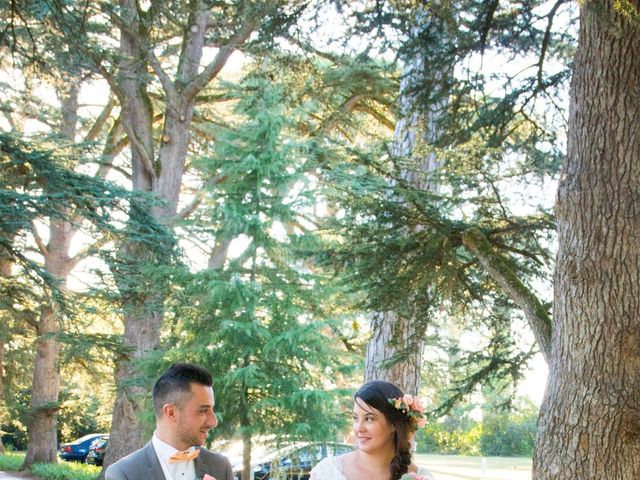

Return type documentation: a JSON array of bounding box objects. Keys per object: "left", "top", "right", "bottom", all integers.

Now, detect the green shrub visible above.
[
  {"left": 0, "top": 452, "right": 101, "bottom": 480},
  {"left": 479, "top": 410, "right": 537, "bottom": 457},
  {"left": 417, "top": 422, "right": 481, "bottom": 455},
  {"left": 0, "top": 452, "right": 25, "bottom": 470},
  {"left": 416, "top": 400, "right": 538, "bottom": 457},
  {"left": 30, "top": 461, "right": 100, "bottom": 480}
]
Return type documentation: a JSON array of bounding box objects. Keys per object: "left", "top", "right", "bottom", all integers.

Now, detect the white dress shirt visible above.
[{"left": 152, "top": 433, "right": 198, "bottom": 480}]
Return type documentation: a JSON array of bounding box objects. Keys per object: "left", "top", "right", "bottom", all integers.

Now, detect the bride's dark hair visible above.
[{"left": 354, "top": 380, "right": 413, "bottom": 480}]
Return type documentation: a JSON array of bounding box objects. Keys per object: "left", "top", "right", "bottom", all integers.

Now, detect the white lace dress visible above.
[
  {"left": 310, "top": 456, "right": 434, "bottom": 480},
  {"left": 310, "top": 456, "right": 347, "bottom": 480}
]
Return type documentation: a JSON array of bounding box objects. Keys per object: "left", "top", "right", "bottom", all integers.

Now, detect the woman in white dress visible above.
[{"left": 310, "top": 380, "right": 433, "bottom": 480}]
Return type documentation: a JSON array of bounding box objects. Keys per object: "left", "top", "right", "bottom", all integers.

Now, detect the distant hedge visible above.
[{"left": 417, "top": 407, "right": 537, "bottom": 457}]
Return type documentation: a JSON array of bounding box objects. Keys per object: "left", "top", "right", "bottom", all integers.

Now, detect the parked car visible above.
[
  {"left": 85, "top": 436, "right": 109, "bottom": 466},
  {"left": 59, "top": 433, "right": 108, "bottom": 462},
  {"left": 232, "top": 442, "right": 353, "bottom": 480}
]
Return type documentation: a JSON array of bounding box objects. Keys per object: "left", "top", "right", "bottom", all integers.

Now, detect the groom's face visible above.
[{"left": 174, "top": 382, "right": 218, "bottom": 447}]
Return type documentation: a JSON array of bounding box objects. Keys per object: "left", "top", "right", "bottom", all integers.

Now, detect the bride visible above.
[{"left": 310, "top": 380, "right": 434, "bottom": 480}]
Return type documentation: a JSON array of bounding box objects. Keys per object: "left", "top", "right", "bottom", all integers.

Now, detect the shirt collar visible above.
[{"left": 152, "top": 432, "right": 198, "bottom": 462}]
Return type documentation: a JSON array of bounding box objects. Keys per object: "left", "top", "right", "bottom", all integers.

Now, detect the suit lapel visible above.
[
  {"left": 143, "top": 442, "right": 166, "bottom": 479},
  {"left": 194, "top": 447, "right": 206, "bottom": 479}
]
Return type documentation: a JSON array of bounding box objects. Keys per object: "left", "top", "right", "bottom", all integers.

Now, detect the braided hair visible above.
[{"left": 354, "top": 380, "right": 414, "bottom": 480}]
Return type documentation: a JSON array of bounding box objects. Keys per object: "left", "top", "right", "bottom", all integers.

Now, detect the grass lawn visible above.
[{"left": 415, "top": 454, "right": 532, "bottom": 480}]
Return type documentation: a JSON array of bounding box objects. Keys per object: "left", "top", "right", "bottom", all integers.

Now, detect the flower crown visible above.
[{"left": 388, "top": 394, "right": 427, "bottom": 428}]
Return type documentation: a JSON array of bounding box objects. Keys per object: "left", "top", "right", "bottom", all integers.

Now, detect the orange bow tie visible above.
[{"left": 169, "top": 449, "right": 200, "bottom": 463}]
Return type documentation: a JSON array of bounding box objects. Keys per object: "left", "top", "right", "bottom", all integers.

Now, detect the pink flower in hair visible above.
[{"left": 388, "top": 395, "right": 428, "bottom": 430}]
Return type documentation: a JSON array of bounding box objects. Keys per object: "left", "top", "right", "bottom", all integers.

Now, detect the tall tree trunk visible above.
[
  {"left": 22, "top": 304, "right": 62, "bottom": 465},
  {"left": 533, "top": 3, "right": 640, "bottom": 478},
  {"left": 102, "top": 0, "right": 158, "bottom": 465},
  {"left": 23, "top": 77, "right": 79, "bottom": 468},
  {"left": 364, "top": 13, "right": 446, "bottom": 394},
  {"left": 240, "top": 379, "right": 252, "bottom": 480},
  {"left": 0, "top": 237, "right": 11, "bottom": 454},
  {"left": 102, "top": 2, "right": 259, "bottom": 472},
  {"left": 365, "top": 312, "right": 423, "bottom": 394},
  {"left": 0, "top": 338, "right": 5, "bottom": 454},
  {"left": 22, "top": 220, "right": 74, "bottom": 466}
]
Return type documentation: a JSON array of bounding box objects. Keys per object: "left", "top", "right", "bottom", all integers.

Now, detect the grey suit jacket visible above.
[{"left": 105, "top": 441, "right": 234, "bottom": 480}]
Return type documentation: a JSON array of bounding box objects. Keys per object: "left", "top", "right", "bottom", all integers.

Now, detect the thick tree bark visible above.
[
  {"left": 0, "top": 241, "right": 11, "bottom": 454},
  {"left": 364, "top": 14, "right": 446, "bottom": 394},
  {"left": 102, "top": 1, "right": 158, "bottom": 466},
  {"left": 533, "top": 2, "right": 640, "bottom": 478},
  {"left": 22, "top": 305, "right": 62, "bottom": 465},
  {"left": 365, "top": 311, "right": 423, "bottom": 394},
  {"left": 23, "top": 219, "right": 74, "bottom": 467},
  {"left": 0, "top": 339, "right": 5, "bottom": 453}
]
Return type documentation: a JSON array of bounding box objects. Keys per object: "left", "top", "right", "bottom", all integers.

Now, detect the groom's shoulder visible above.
[{"left": 105, "top": 444, "right": 151, "bottom": 479}]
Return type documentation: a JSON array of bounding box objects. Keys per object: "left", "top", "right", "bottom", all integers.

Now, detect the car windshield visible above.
[
  {"left": 261, "top": 443, "right": 352, "bottom": 465},
  {"left": 258, "top": 444, "right": 306, "bottom": 463},
  {"left": 71, "top": 434, "right": 103, "bottom": 444}
]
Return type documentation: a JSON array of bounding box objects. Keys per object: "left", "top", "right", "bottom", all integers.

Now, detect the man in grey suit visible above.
[{"left": 106, "top": 362, "right": 234, "bottom": 480}]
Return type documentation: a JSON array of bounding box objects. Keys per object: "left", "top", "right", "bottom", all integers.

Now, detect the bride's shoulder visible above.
[
  {"left": 310, "top": 452, "right": 353, "bottom": 480},
  {"left": 337, "top": 450, "right": 357, "bottom": 461}
]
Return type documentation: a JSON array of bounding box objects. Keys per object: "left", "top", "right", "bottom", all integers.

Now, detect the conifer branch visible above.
[
  {"left": 147, "top": 48, "right": 178, "bottom": 103},
  {"left": 68, "top": 236, "right": 111, "bottom": 270},
  {"left": 208, "top": 237, "right": 232, "bottom": 271},
  {"left": 461, "top": 227, "right": 552, "bottom": 362},
  {"left": 282, "top": 35, "right": 346, "bottom": 64},
  {"left": 478, "top": 0, "right": 500, "bottom": 54},
  {"left": 95, "top": 116, "right": 126, "bottom": 180},
  {"left": 183, "top": 19, "right": 258, "bottom": 101},
  {"left": 30, "top": 222, "right": 48, "bottom": 256},
  {"left": 174, "top": 173, "right": 227, "bottom": 222},
  {"left": 353, "top": 105, "right": 395, "bottom": 131},
  {"left": 0, "top": 105, "right": 16, "bottom": 129},
  {"left": 83, "top": 97, "right": 116, "bottom": 143},
  {"left": 120, "top": 121, "right": 156, "bottom": 180},
  {"left": 538, "top": 0, "right": 567, "bottom": 88},
  {"left": 0, "top": 104, "right": 57, "bottom": 130}
]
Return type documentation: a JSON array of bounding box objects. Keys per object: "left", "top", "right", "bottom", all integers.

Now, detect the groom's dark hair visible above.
[{"left": 152, "top": 362, "right": 213, "bottom": 417}]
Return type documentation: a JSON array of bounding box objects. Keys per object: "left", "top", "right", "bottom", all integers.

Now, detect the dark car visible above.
[
  {"left": 59, "top": 433, "right": 108, "bottom": 462},
  {"left": 85, "top": 436, "right": 109, "bottom": 466},
  {"left": 233, "top": 442, "right": 353, "bottom": 480}
]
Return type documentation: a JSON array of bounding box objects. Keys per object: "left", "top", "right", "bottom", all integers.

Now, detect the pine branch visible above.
[
  {"left": 183, "top": 18, "right": 259, "bottom": 101},
  {"left": 83, "top": 97, "right": 116, "bottom": 143},
  {"left": 95, "top": 116, "right": 126, "bottom": 179},
  {"left": 120, "top": 120, "right": 156, "bottom": 180},
  {"left": 461, "top": 227, "right": 552, "bottom": 362},
  {"left": 30, "top": 221, "right": 48, "bottom": 256},
  {"left": 208, "top": 236, "right": 232, "bottom": 270},
  {"left": 353, "top": 104, "right": 395, "bottom": 131},
  {"left": 538, "top": 0, "right": 568, "bottom": 88},
  {"left": 146, "top": 48, "right": 178, "bottom": 103},
  {"left": 173, "top": 173, "right": 227, "bottom": 222},
  {"left": 67, "top": 235, "right": 111, "bottom": 271}
]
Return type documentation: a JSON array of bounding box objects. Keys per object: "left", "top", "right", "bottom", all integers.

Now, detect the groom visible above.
[{"left": 105, "top": 362, "right": 234, "bottom": 480}]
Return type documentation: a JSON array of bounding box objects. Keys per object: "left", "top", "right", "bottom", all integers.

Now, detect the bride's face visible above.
[{"left": 352, "top": 398, "right": 394, "bottom": 455}]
